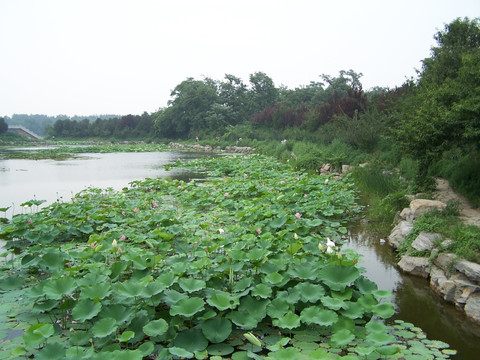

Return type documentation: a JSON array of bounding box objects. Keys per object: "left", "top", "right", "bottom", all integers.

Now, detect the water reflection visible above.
[
  {"left": 0, "top": 151, "right": 210, "bottom": 217},
  {"left": 346, "top": 225, "right": 480, "bottom": 360}
]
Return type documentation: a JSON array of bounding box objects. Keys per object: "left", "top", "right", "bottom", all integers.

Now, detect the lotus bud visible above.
[
  {"left": 337, "top": 252, "right": 342, "bottom": 260},
  {"left": 294, "top": 233, "right": 298, "bottom": 240},
  {"left": 318, "top": 243, "right": 323, "bottom": 251},
  {"left": 112, "top": 239, "right": 118, "bottom": 248}
]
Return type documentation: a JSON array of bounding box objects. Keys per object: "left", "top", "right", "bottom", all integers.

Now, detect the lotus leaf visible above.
[
  {"left": 272, "top": 311, "right": 301, "bottom": 329},
  {"left": 141, "top": 279, "right": 168, "bottom": 298},
  {"left": 23, "top": 324, "right": 54, "bottom": 348},
  {"left": 287, "top": 262, "right": 318, "bottom": 280},
  {"left": 72, "top": 299, "right": 102, "bottom": 322},
  {"left": 138, "top": 341, "right": 155, "bottom": 357},
  {"left": 142, "top": 318, "right": 168, "bottom": 337},
  {"left": 269, "top": 347, "right": 307, "bottom": 360},
  {"left": 118, "top": 330, "right": 135, "bottom": 342},
  {"left": 372, "top": 302, "right": 395, "bottom": 318},
  {"left": 264, "top": 272, "right": 286, "bottom": 286},
  {"left": 91, "top": 317, "right": 118, "bottom": 338},
  {"left": 330, "top": 328, "right": 355, "bottom": 347},
  {"left": 232, "top": 276, "right": 252, "bottom": 292},
  {"left": 94, "top": 349, "right": 144, "bottom": 360},
  {"left": 358, "top": 294, "right": 378, "bottom": 312},
  {"left": 207, "top": 343, "right": 234, "bottom": 356},
  {"left": 321, "top": 296, "right": 345, "bottom": 310},
  {"left": 251, "top": 283, "right": 272, "bottom": 298},
  {"left": 169, "top": 297, "right": 204, "bottom": 317},
  {"left": 200, "top": 317, "right": 232, "bottom": 343},
  {"left": 0, "top": 275, "right": 24, "bottom": 291},
  {"left": 80, "top": 282, "right": 111, "bottom": 300},
  {"left": 300, "top": 306, "right": 338, "bottom": 326},
  {"left": 238, "top": 295, "right": 269, "bottom": 321},
  {"left": 246, "top": 248, "right": 268, "bottom": 262},
  {"left": 340, "top": 301, "right": 364, "bottom": 319},
  {"left": 116, "top": 280, "right": 143, "bottom": 298},
  {"left": 171, "top": 329, "right": 208, "bottom": 352},
  {"left": 266, "top": 298, "right": 291, "bottom": 319},
  {"left": 318, "top": 265, "right": 360, "bottom": 291},
  {"left": 293, "top": 282, "right": 325, "bottom": 302},
  {"left": 330, "top": 288, "right": 352, "bottom": 300},
  {"left": 228, "top": 310, "right": 260, "bottom": 330},
  {"left": 178, "top": 277, "right": 206, "bottom": 293},
  {"left": 36, "top": 343, "right": 66, "bottom": 360},
  {"left": 367, "top": 330, "right": 397, "bottom": 346},
  {"left": 99, "top": 304, "right": 134, "bottom": 325},
  {"left": 163, "top": 289, "right": 188, "bottom": 306},
  {"left": 43, "top": 276, "right": 76, "bottom": 300},
  {"left": 206, "top": 291, "right": 239, "bottom": 311}
]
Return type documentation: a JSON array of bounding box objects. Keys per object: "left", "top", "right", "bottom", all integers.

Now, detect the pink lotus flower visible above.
[
  {"left": 90, "top": 243, "right": 95, "bottom": 248},
  {"left": 295, "top": 212, "right": 302, "bottom": 219},
  {"left": 304, "top": 194, "right": 307, "bottom": 198},
  {"left": 184, "top": 190, "right": 188, "bottom": 193},
  {"left": 178, "top": 185, "right": 182, "bottom": 189},
  {"left": 244, "top": 174, "right": 248, "bottom": 179},
  {"left": 122, "top": 211, "right": 126, "bottom": 216},
  {"left": 256, "top": 228, "right": 262, "bottom": 234},
  {"left": 120, "top": 234, "right": 126, "bottom": 241},
  {"left": 134, "top": 207, "right": 138, "bottom": 213},
  {"left": 224, "top": 192, "right": 229, "bottom": 197},
  {"left": 28, "top": 219, "right": 32, "bottom": 224},
  {"left": 153, "top": 202, "right": 158, "bottom": 208},
  {"left": 117, "top": 247, "right": 122, "bottom": 253}
]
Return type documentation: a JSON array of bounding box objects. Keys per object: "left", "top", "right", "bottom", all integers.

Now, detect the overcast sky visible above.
[{"left": 0, "top": 0, "right": 478, "bottom": 117}]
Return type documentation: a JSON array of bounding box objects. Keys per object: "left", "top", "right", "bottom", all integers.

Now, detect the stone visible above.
[
  {"left": 399, "top": 207, "right": 414, "bottom": 221},
  {"left": 434, "top": 253, "right": 456, "bottom": 274},
  {"left": 342, "top": 165, "right": 354, "bottom": 174},
  {"left": 387, "top": 220, "right": 414, "bottom": 249},
  {"left": 409, "top": 199, "right": 447, "bottom": 219},
  {"left": 451, "top": 274, "right": 480, "bottom": 306},
  {"left": 430, "top": 266, "right": 456, "bottom": 302},
  {"left": 454, "top": 260, "right": 480, "bottom": 284},
  {"left": 465, "top": 292, "right": 480, "bottom": 324},
  {"left": 411, "top": 232, "right": 441, "bottom": 251},
  {"left": 397, "top": 255, "right": 430, "bottom": 278},
  {"left": 440, "top": 239, "right": 453, "bottom": 249}
]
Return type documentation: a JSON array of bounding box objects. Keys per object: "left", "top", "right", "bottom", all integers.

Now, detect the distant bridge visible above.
[{"left": 7, "top": 126, "right": 43, "bottom": 139}]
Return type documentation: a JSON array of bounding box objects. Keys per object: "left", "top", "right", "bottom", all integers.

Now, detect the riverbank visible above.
[{"left": 388, "top": 178, "right": 480, "bottom": 324}]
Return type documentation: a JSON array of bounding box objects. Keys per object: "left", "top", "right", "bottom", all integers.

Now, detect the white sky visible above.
[{"left": 0, "top": 0, "right": 478, "bottom": 117}]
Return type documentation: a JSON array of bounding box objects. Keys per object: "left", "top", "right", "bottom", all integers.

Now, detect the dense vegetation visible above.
[
  {"left": 0, "top": 156, "right": 457, "bottom": 359},
  {"left": 7, "top": 17, "right": 472, "bottom": 207}
]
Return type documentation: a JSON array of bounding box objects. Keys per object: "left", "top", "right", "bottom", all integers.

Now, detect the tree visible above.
[
  {"left": 394, "top": 17, "right": 480, "bottom": 189},
  {"left": 0, "top": 117, "right": 7, "bottom": 134},
  {"left": 248, "top": 72, "right": 279, "bottom": 114}
]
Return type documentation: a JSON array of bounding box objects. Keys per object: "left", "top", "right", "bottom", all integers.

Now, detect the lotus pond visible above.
[{"left": 0, "top": 155, "right": 457, "bottom": 359}]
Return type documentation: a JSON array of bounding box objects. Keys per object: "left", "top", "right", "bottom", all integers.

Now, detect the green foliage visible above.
[
  {"left": 0, "top": 155, "right": 455, "bottom": 358},
  {"left": 0, "top": 117, "right": 7, "bottom": 134}
]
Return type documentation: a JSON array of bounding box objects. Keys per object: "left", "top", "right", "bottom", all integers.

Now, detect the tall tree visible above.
[
  {"left": 248, "top": 72, "right": 279, "bottom": 114},
  {"left": 0, "top": 117, "right": 7, "bottom": 134}
]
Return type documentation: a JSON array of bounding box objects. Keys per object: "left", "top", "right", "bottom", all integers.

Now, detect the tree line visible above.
[{"left": 8, "top": 17, "right": 480, "bottom": 199}]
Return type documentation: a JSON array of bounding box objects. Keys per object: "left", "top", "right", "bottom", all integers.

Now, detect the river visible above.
[{"left": 1, "top": 151, "right": 479, "bottom": 358}]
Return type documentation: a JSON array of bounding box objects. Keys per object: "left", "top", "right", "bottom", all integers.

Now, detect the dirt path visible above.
[{"left": 433, "top": 178, "right": 480, "bottom": 227}]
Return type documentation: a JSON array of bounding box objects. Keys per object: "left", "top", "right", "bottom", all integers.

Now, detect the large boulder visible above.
[
  {"left": 454, "top": 260, "right": 480, "bottom": 284},
  {"left": 411, "top": 232, "right": 441, "bottom": 251},
  {"left": 409, "top": 199, "right": 446, "bottom": 219},
  {"left": 388, "top": 221, "right": 413, "bottom": 249},
  {"left": 398, "top": 255, "right": 430, "bottom": 278},
  {"left": 465, "top": 292, "right": 480, "bottom": 324},
  {"left": 451, "top": 273, "right": 480, "bottom": 306},
  {"left": 430, "top": 265, "right": 456, "bottom": 302}
]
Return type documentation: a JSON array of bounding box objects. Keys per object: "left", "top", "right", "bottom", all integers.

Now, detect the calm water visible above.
[
  {"left": 1, "top": 151, "right": 479, "bottom": 358},
  {"left": 0, "top": 151, "right": 208, "bottom": 216},
  {"left": 346, "top": 227, "right": 480, "bottom": 359}
]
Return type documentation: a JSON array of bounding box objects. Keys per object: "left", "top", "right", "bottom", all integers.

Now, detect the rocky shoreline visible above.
[{"left": 388, "top": 193, "right": 480, "bottom": 324}]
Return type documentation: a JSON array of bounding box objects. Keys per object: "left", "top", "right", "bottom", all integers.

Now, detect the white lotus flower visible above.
[
  {"left": 326, "top": 238, "right": 335, "bottom": 248},
  {"left": 326, "top": 246, "right": 334, "bottom": 254},
  {"left": 112, "top": 239, "right": 118, "bottom": 248},
  {"left": 218, "top": 229, "right": 224, "bottom": 234}
]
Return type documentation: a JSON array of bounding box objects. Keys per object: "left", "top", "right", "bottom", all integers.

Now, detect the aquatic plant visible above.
[{"left": 0, "top": 155, "right": 456, "bottom": 358}]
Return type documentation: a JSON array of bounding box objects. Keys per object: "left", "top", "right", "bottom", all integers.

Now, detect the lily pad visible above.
[
  {"left": 178, "top": 277, "right": 206, "bottom": 293},
  {"left": 300, "top": 306, "right": 338, "bottom": 326},
  {"left": 72, "top": 299, "right": 102, "bottom": 322},
  {"left": 92, "top": 317, "right": 117, "bottom": 338},
  {"left": 318, "top": 265, "right": 360, "bottom": 291},
  {"left": 142, "top": 318, "right": 169, "bottom": 337},
  {"left": 206, "top": 291, "right": 240, "bottom": 311},
  {"left": 330, "top": 328, "right": 355, "bottom": 347},
  {"left": 43, "top": 276, "right": 76, "bottom": 300},
  {"left": 172, "top": 329, "right": 208, "bottom": 352},
  {"left": 170, "top": 297, "right": 205, "bottom": 317},
  {"left": 200, "top": 317, "right": 232, "bottom": 343},
  {"left": 272, "top": 311, "right": 301, "bottom": 330}
]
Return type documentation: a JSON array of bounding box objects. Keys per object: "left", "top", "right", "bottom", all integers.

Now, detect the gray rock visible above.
[
  {"left": 451, "top": 273, "right": 480, "bottom": 306},
  {"left": 465, "top": 292, "right": 480, "bottom": 324},
  {"left": 455, "top": 260, "right": 480, "bottom": 284},
  {"left": 398, "top": 255, "right": 430, "bottom": 278},
  {"left": 434, "top": 253, "right": 456, "bottom": 274},
  {"left": 388, "top": 221, "right": 414, "bottom": 249},
  {"left": 441, "top": 239, "right": 453, "bottom": 249},
  {"left": 409, "top": 199, "right": 447, "bottom": 219},
  {"left": 430, "top": 266, "right": 456, "bottom": 302},
  {"left": 399, "top": 207, "right": 414, "bottom": 221},
  {"left": 411, "top": 232, "right": 441, "bottom": 251}
]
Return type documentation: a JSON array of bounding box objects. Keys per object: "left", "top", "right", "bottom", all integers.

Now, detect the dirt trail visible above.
[{"left": 433, "top": 178, "right": 480, "bottom": 227}]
